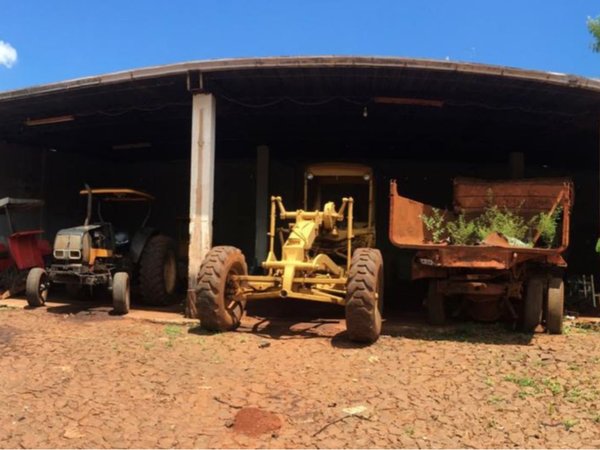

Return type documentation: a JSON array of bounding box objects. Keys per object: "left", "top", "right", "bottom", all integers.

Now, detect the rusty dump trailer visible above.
[{"left": 389, "top": 177, "right": 573, "bottom": 333}]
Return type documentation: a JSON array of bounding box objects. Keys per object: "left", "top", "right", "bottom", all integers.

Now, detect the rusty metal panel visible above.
[
  {"left": 388, "top": 180, "right": 455, "bottom": 247},
  {"left": 453, "top": 177, "right": 573, "bottom": 215},
  {"left": 389, "top": 177, "right": 573, "bottom": 275}
]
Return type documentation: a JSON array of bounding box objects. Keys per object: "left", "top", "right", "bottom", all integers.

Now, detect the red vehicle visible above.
[{"left": 0, "top": 198, "right": 51, "bottom": 298}]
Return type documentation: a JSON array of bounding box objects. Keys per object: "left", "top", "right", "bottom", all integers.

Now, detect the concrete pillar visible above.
[
  {"left": 254, "top": 145, "right": 270, "bottom": 269},
  {"left": 186, "top": 93, "right": 216, "bottom": 318},
  {"left": 509, "top": 152, "right": 525, "bottom": 179}
]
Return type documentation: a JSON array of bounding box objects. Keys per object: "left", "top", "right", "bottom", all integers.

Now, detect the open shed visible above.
[{"left": 1, "top": 56, "right": 599, "bottom": 314}]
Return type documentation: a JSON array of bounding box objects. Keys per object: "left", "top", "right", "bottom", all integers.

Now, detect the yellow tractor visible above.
[{"left": 196, "top": 163, "right": 383, "bottom": 343}]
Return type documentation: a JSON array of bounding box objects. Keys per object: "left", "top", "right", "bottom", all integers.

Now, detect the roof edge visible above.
[{"left": 2, "top": 55, "right": 600, "bottom": 101}]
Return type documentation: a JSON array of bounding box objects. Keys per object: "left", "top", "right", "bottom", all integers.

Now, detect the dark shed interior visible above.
[{"left": 0, "top": 57, "right": 599, "bottom": 308}]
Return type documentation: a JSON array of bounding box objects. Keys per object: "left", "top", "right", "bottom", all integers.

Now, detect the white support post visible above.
[
  {"left": 254, "top": 145, "right": 270, "bottom": 268},
  {"left": 186, "top": 93, "right": 216, "bottom": 318}
]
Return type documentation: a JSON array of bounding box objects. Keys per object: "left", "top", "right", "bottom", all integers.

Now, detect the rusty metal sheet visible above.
[
  {"left": 453, "top": 177, "right": 573, "bottom": 215},
  {"left": 389, "top": 177, "right": 572, "bottom": 277}
]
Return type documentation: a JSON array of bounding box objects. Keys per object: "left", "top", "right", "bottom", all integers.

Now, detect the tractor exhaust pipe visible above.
[
  {"left": 84, "top": 183, "right": 92, "bottom": 226},
  {"left": 280, "top": 289, "right": 288, "bottom": 298}
]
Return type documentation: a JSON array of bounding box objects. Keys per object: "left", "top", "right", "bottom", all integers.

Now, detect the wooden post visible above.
[
  {"left": 186, "top": 93, "right": 216, "bottom": 318},
  {"left": 254, "top": 145, "right": 269, "bottom": 269}
]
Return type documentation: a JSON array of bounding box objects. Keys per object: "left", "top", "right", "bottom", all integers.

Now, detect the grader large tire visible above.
[
  {"left": 345, "top": 248, "right": 384, "bottom": 344},
  {"left": 522, "top": 277, "right": 544, "bottom": 332},
  {"left": 427, "top": 280, "right": 446, "bottom": 325},
  {"left": 26, "top": 268, "right": 48, "bottom": 307},
  {"left": 546, "top": 277, "right": 564, "bottom": 335},
  {"left": 196, "top": 246, "right": 248, "bottom": 331},
  {"left": 112, "top": 272, "right": 130, "bottom": 315},
  {"left": 138, "top": 235, "right": 178, "bottom": 306}
]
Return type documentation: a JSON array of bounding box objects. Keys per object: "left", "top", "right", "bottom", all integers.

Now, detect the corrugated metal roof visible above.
[{"left": 1, "top": 55, "right": 600, "bottom": 101}]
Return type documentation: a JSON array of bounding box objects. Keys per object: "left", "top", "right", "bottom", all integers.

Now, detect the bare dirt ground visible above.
[{"left": 1, "top": 300, "right": 599, "bottom": 449}]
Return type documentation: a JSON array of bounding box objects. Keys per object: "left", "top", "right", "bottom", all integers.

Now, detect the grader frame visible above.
[{"left": 232, "top": 195, "right": 354, "bottom": 305}]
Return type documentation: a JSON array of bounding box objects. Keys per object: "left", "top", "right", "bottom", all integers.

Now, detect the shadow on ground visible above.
[{"left": 243, "top": 298, "right": 536, "bottom": 346}]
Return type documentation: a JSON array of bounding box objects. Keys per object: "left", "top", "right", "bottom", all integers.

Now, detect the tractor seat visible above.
[{"left": 115, "top": 231, "right": 130, "bottom": 248}]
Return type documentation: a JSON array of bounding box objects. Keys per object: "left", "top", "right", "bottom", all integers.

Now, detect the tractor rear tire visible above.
[
  {"left": 138, "top": 235, "right": 178, "bottom": 306},
  {"left": 112, "top": 272, "right": 130, "bottom": 315},
  {"left": 26, "top": 268, "right": 48, "bottom": 307},
  {"left": 427, "top": 280, "right": 446, "bottom": 325},
  {"left": 345, "top": 248, "right": 384, "bottom": 344},
  {"left": 196, "top": 246, "right": 248, "bottom": 332},
  {"left": 522, "top": 277, "right": 544, "bottom": 332},
  {"left": 546, "top": 277, "right": 564, "bottom": 334}
]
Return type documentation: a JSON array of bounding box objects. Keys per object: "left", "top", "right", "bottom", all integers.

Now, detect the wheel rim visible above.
[
  {"left": 163, "top": 252, "right": 177, "bottom": 293},
  {"left": 39, "top": 274, "right": 48, "bottom": 302},
  {"left": 225, "top": 263, "right": 245, "bottom": 316}
]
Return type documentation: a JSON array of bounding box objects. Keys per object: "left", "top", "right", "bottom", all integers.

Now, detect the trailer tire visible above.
[
  {"left": 522, "top": 277, "right": 544, "bottom": 332},
  {"left": 345, "top": 248, "right": 384, "bottom": 344},
  {"left": 196, "top": 246, "right": 248, "bottom": 331},
  {"left": 112, "top": 272, "right": 130, "bottom": 315},
  {"left": 427, "top": 280, "right": 445, "bottom": 325},
  {"left": 26, "top": 268, "right": 48, "bottom": 307},
  {"left": 546, "top": 277, "right": 564, "bottom": 334},
  {"left": 138, "top": 235, "right": 178, "bottom": 306}
]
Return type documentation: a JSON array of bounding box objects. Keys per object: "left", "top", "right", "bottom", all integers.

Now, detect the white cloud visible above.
[{"left": 0, "top": 41, "right": 17, "bottom": 68}]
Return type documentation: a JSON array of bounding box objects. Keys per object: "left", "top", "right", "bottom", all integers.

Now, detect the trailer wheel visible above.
[
  {"left": 345, "top": 248, "right": 384, "bottom": 344},
  {"left": 546, "top": 277, "right": 564, "bottom": 334},
  {"left": 196, "top": 246, "right": 248, "bottom": 331},
  {"left": 138, "top": 235, "right": 178, "bottom": 306},
  {"left": 522, "top": 277, "right": 544, "bottom": 332},
  {"left": 426, "top": 280, "right": 445, "bottom": 325},
  {"left": 26, "top": 268, "right": 48, "bottom": 307},
  {"left": 112, "top": 272, "right": 130, "bottom": 315}
]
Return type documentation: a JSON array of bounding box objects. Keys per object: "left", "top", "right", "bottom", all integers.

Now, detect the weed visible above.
[
  {"left": 446, "top": 214, "right": 478, "bottom": 245},
  {"left": 421, "top": 208, "right": 446, "bottom": 243},
  {"left": 565, "top": 387, "right": 583, "bottom": 403},
  {"left": 475, "top": 203, "right": 529, "bottom": 243},
  {"left": 487, "top": 419, "right": 496, "bottom": 429},
  {"left": 591, "top": 413, "right": 600, "bottom": 424},
  {"left": 143, "top": 341, "right": 154, "bottom": 351},
  {"left": 404, "top": 426, "right": 415, "bottom": 437},
  {"left": 563, "top": 419, "right": 578, "bottom": 431},
  {"left": 543, "top": 379, "right": 562, "bottom": 395},
  {"left": 488, "top": 395, "right": 504, "bottom": 405},
  {"left": 504, "top": 374, "right": 536, "bottom": 388},
  {"left": 564, "top": 386, "right": 598, "bottom": 403},
  {"left": 485, "top": 377, "right": 495, "bottom": 387},
  {"left": 532, "top": 206, "right": 562, "bottom": 248},
  {"left": 547, "top": 403, "right": 556, "bottom": 416},
  {"left": 164, "top": 324, "right": 183, "bottom": 337}
]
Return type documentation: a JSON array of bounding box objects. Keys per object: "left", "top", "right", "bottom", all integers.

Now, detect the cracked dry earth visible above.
[{"left": 1, "top": 304, "right": 600, "bottom": 449}]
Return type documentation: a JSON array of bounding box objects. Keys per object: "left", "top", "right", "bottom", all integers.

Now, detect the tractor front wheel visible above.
[
  {"left": 26, "top": 268, "right": 48, "bottom": 307},
  {"left": 345, "top": 248, "right": 384, "bottom": 344},
  {"left": 196, "top": 246, "right": 248, "bottom": 332},
  {"left": 112, "top": 272, "right": 130, "bottom": 315},
  {"left": 138, "top": 235, "right": 178, "bottom": 306}
]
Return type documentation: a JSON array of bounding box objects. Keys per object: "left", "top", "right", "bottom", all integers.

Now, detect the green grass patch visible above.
[{"left": 563, "top": 419, "right": 578, "bottom": 431}]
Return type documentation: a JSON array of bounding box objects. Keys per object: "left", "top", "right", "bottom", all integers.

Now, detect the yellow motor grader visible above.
[{"left": 196, "top": 163, "right": 383, "bottom": 343}]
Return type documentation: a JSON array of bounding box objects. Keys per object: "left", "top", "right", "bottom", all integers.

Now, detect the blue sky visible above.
[{"left": 0, "top": 1, "right": 599, "bottom": 91}]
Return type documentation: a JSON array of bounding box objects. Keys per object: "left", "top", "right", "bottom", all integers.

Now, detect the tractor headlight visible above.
[
  {"left": 306, "top": 172, "right": 314, "bottom": 180},
  {"left": 363, "top": 174, "right": 371, "bottom": 181}
]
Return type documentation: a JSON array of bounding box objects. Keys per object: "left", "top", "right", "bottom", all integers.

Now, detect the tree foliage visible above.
[{"left": 588, "top": 16, "right": 600, "bottom": 52}]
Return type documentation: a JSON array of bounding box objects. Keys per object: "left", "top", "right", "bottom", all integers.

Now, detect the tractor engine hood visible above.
[{"left": 53, "top": 225, "right": 100, "bottom": 261}]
